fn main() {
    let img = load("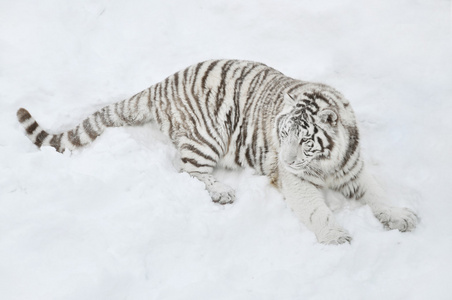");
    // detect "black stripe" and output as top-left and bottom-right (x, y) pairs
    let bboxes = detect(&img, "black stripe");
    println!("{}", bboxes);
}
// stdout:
(68, 126), (82, 147)
(34, 131), (49, 147)
(235, 131), (242, 165)
(100, 106), (114, 127)
(245, 68), (269, 104)
(275, 115), (285, 143)
(116, 100), (126, 124)
(147, 87), (152, 112)
(153, 83), (163, 125)
(26, 122), (38, 134)
(355, 189), (365, 200)
(181, 157), (214, 169)
(162, 77), (170, 101)
(182, 68), (202, 125)
(258, 147), (264, 174)
(93, 112), (104, 131)
(245, 148), (254, 167)
(201, 60), (220, 90)
(251, 129), (258, 166)
(83, 118), (99, 140)
(335, 161), (364, 191)
(348, 183), (364, 200)
(49, 133), (64, 152)
(215, 60), (236, 115)
(162, 77), (175, 136)
(309, 207), (319, 223)
(233, 63), (261, 106)
(342, 153), (361, 177)
(340, 125), (359, 169)
(202, 88), (225, 153)
(181, 143), (217, 163)
(287, 82), (308, 95)
(171, 73), (189, 124)
(324, 131), (334, 151)
(191, 127), (221, 157)
(314, 91), (336, 107)
(133, 91), (142, 116)
(317, 135), (324, 149)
